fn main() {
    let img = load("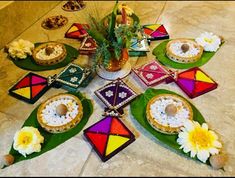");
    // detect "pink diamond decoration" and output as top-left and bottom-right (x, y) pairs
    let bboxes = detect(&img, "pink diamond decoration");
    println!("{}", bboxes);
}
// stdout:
(133, 61), (171, 86)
